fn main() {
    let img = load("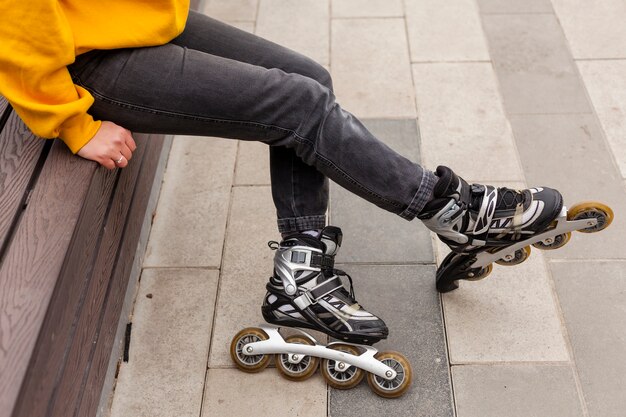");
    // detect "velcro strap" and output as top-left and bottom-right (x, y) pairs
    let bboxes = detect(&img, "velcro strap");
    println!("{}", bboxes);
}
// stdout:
(293, 276), (343, 310)
(310, 253), (335, 269)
